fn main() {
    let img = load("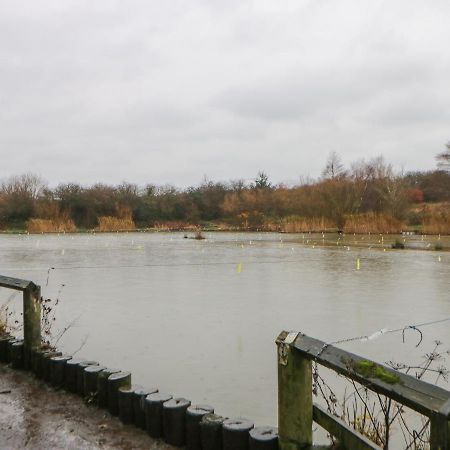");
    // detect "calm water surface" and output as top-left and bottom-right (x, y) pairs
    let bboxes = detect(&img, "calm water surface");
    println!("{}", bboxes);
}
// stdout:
(0, 232), (449, 426)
